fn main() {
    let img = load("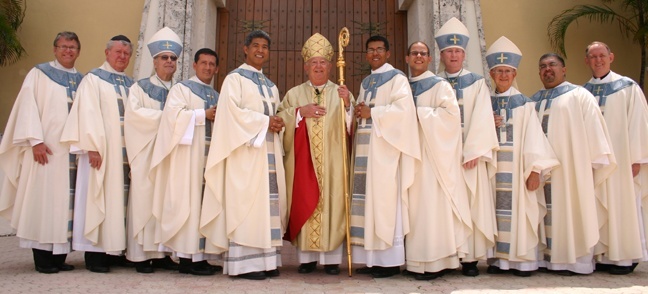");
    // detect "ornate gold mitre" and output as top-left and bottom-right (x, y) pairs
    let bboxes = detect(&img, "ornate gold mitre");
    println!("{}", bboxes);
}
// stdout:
(302, 33), (334, 62)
